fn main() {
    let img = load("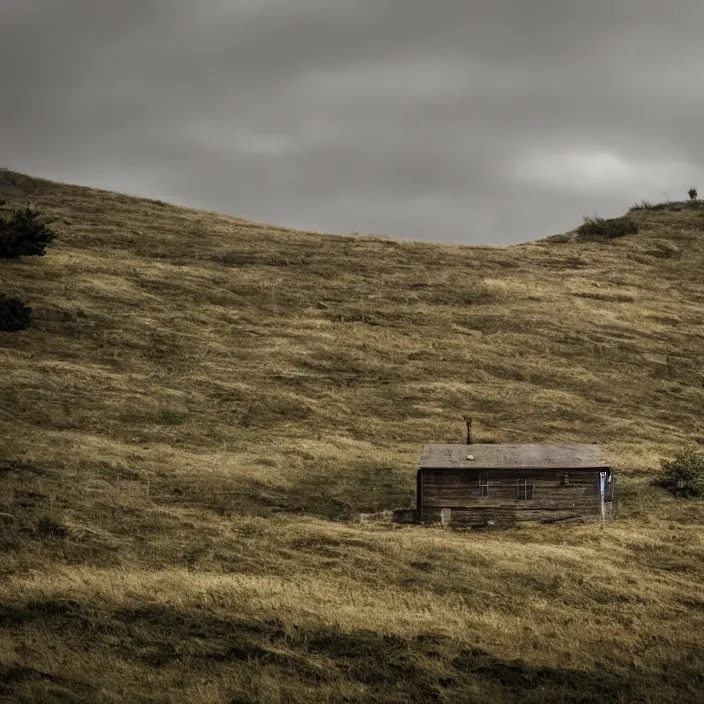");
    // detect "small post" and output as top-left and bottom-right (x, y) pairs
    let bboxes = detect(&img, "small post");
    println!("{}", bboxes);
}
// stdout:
(465, 418), (473, 445)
